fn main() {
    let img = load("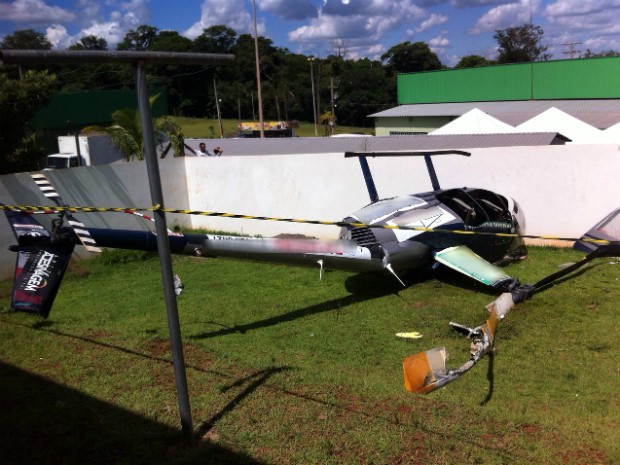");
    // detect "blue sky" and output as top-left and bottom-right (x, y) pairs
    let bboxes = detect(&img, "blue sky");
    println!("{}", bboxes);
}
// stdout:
(1, 0), (619, 66)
